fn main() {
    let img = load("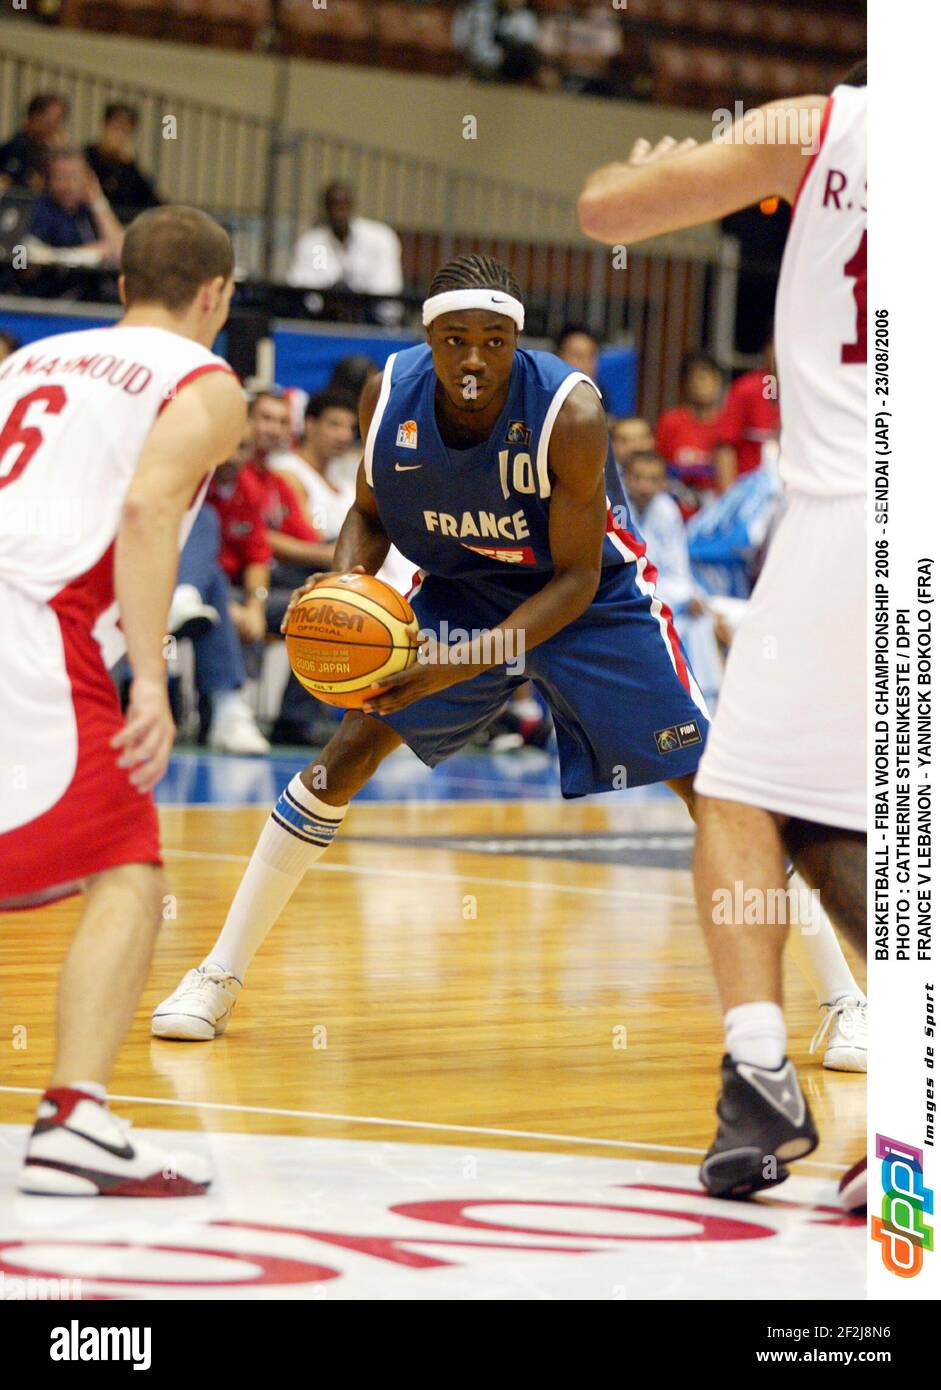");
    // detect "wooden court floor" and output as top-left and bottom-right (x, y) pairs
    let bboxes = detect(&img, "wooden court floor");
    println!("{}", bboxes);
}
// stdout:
(0, 797), (866, 1180)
